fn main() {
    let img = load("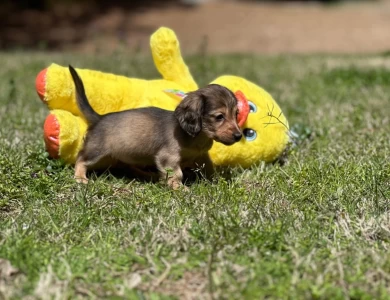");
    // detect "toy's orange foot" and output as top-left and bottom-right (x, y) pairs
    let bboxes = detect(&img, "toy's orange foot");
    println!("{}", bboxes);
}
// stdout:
(43, 113), (60, 159)
(36, 68), (47, 103)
